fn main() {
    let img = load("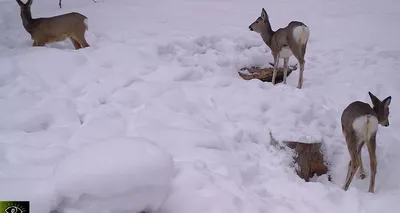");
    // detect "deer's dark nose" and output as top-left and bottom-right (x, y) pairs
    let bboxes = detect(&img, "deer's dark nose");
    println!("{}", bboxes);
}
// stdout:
(382, 120), (389, 126)
(249, 26), (253, 31)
